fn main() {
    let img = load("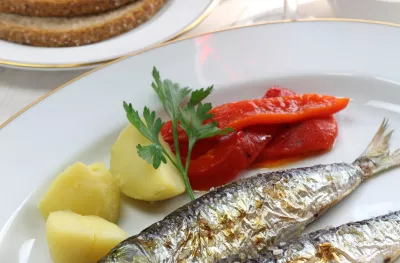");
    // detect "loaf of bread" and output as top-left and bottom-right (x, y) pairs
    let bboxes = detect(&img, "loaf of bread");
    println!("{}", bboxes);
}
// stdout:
(0, 0), (137, 17)
(0, 0), (167, 47)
